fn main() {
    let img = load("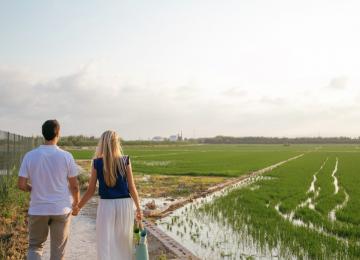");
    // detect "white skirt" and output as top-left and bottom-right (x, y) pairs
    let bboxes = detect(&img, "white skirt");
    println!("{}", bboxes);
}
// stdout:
(96, 198), (134, 260)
